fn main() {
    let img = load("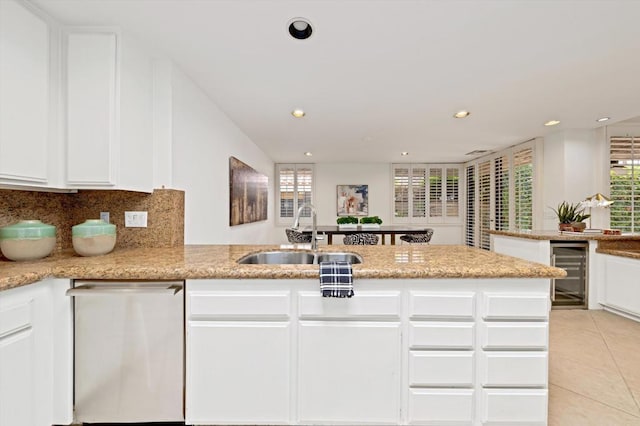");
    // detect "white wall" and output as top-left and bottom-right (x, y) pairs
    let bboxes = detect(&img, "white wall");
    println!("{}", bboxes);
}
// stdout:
(542, 129), (599, 229)
(169, 66), (277, 244)
(310, 163), (463, 245)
